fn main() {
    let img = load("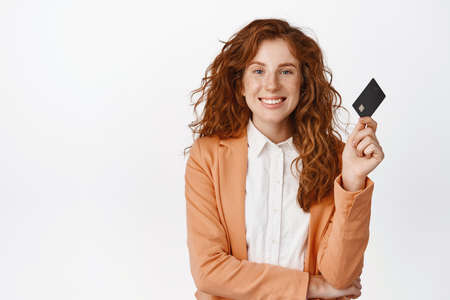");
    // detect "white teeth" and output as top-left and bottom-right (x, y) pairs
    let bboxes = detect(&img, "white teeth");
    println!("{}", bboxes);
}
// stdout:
(260, 98), (284, 104)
